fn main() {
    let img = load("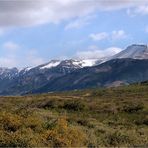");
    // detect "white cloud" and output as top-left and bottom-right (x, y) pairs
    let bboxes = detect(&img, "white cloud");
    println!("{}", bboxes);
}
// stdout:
(145, 26), (148, 33)
(136, 6), (148, 15)
(90, 30), (127, 41)
(0, 41), (20, 67)
(0, 0), (148, 28)
(0, 29), (5, 36)
(0, 41), (45, 67)
(0, 0), (97, 27)
(23, 49), (45, 67)
(76, 46), (122, 59)
(0, 50), (45, 68)
(127, 5), (148, 16)
(90, 32), (109, 41)
(65, 15), (95, 30)
(0, 57), (17, 68)
(3, 41), (20, 51)
(111, 30), (126, 40)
